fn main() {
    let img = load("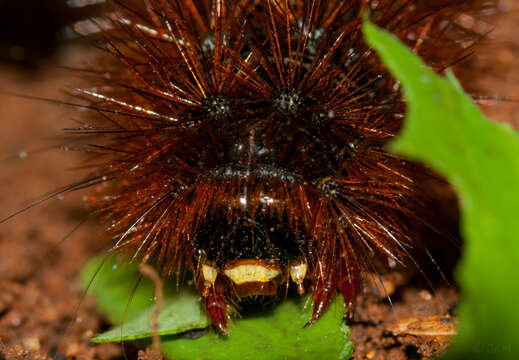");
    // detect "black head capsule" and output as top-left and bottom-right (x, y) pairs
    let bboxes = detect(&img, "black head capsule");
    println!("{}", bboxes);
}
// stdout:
(193, 199), (310, 299)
